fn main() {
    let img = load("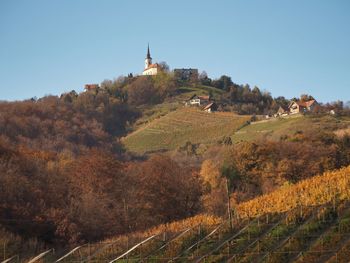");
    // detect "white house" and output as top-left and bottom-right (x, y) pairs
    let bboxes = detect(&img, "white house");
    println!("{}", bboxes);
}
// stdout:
(187, 94), (210, 106)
